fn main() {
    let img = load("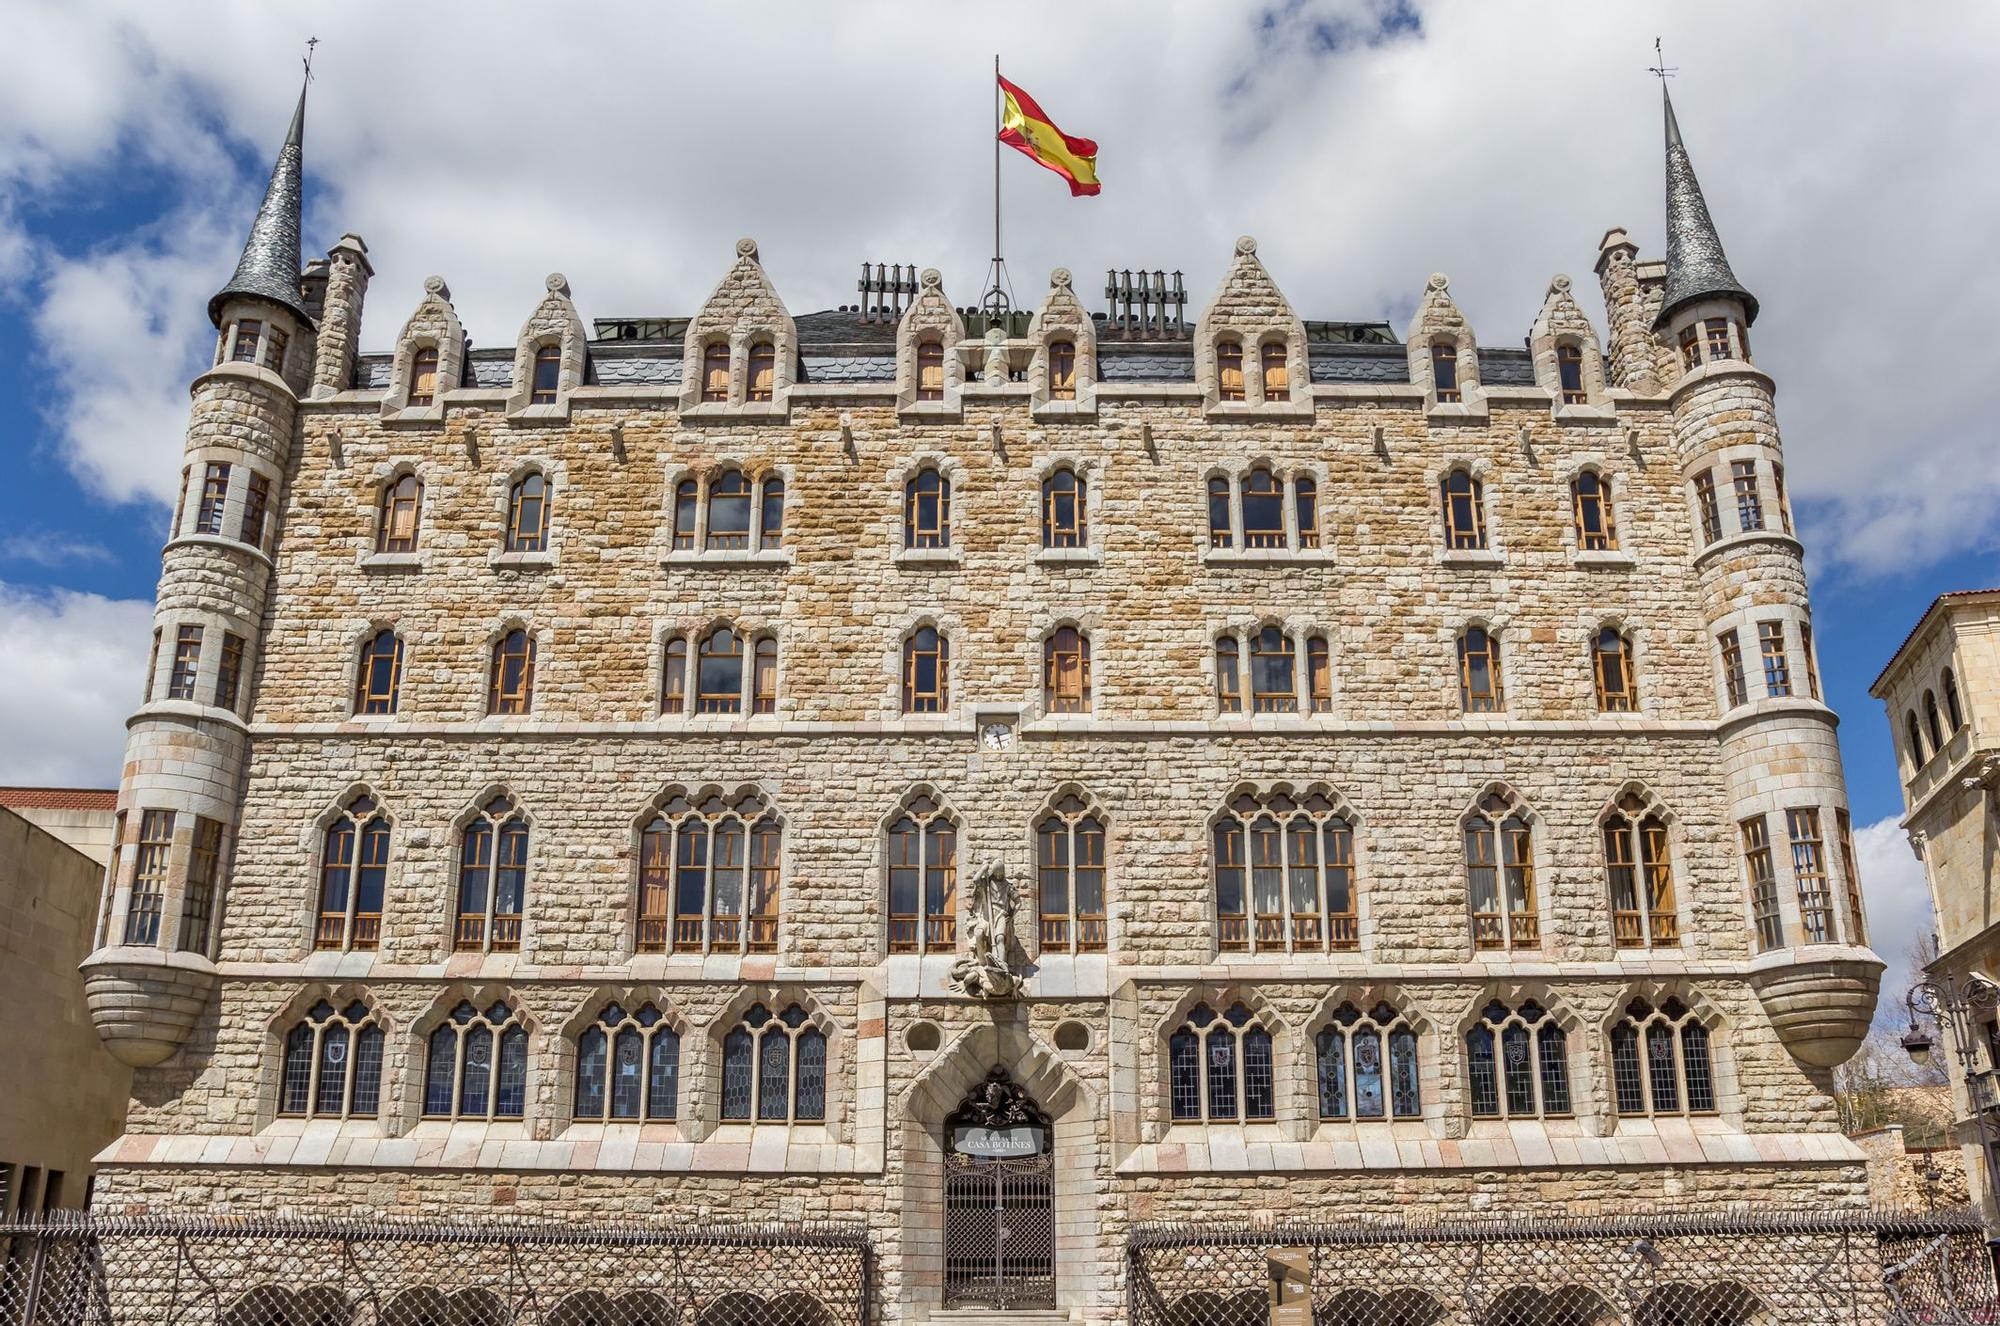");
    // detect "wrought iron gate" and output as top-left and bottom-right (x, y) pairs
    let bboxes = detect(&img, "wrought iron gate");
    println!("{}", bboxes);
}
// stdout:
(943, 1065), (1056, 1310)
